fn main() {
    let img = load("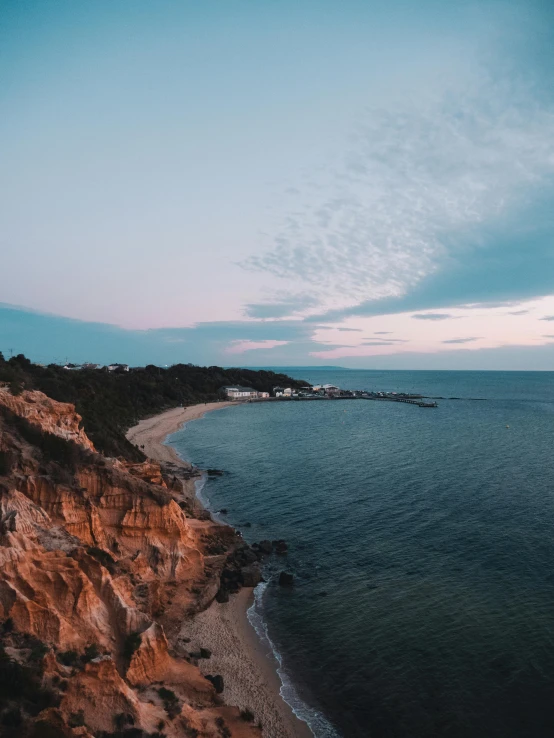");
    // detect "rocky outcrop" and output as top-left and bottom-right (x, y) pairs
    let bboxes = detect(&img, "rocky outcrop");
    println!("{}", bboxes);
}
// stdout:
(0, 389), (261, 737)
(0, 388), (94, 451)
